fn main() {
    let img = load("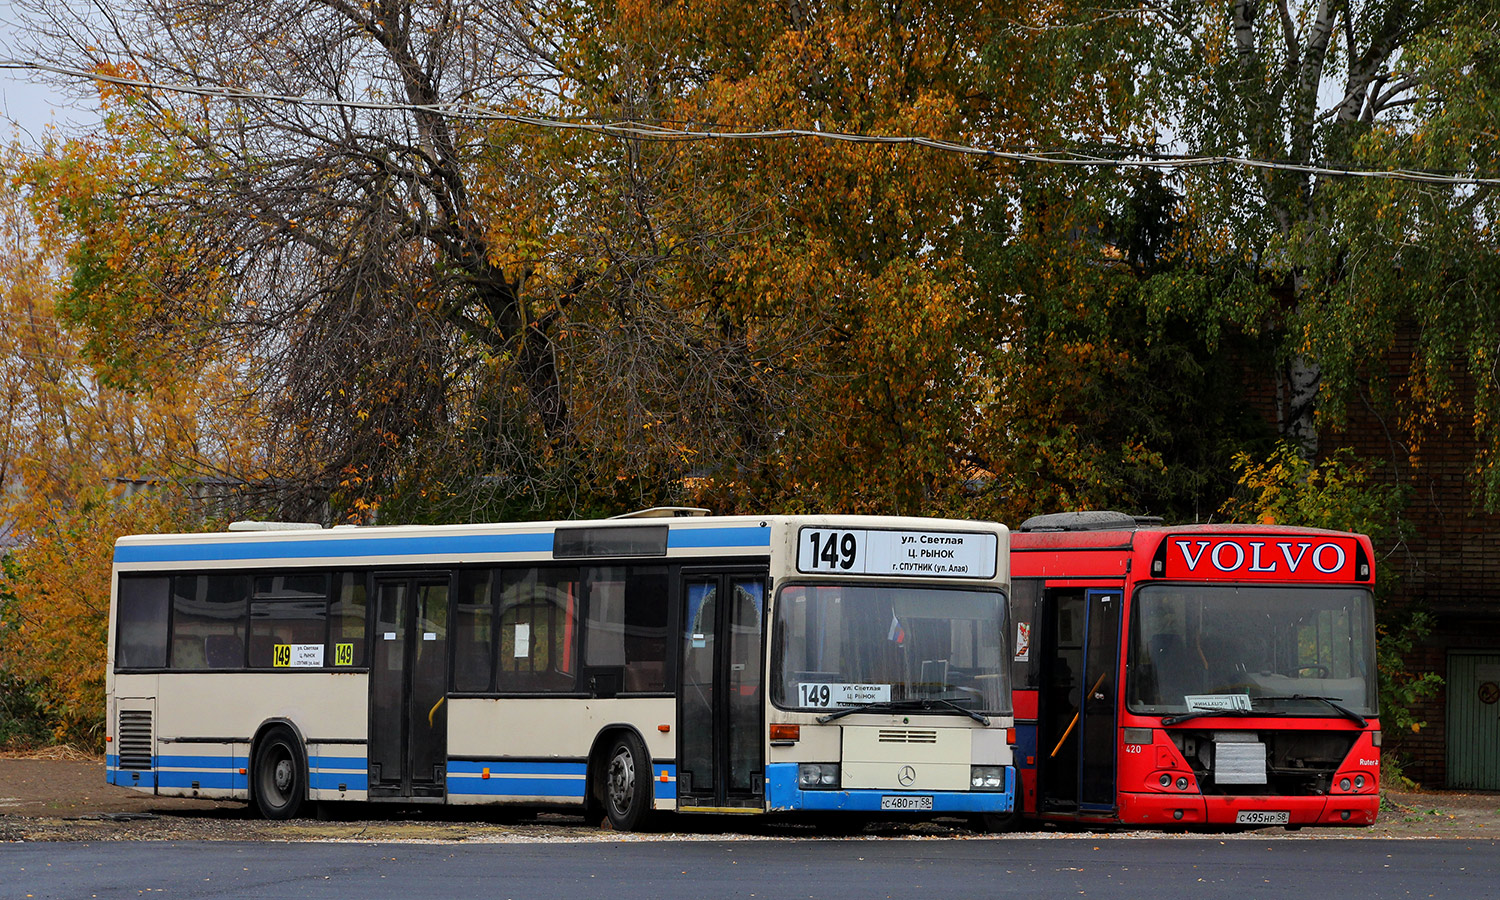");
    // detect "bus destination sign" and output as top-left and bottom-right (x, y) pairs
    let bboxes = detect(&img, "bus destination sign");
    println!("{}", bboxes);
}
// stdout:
(1162, 535), (1360, 582)
(797, 527), (997, 579)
